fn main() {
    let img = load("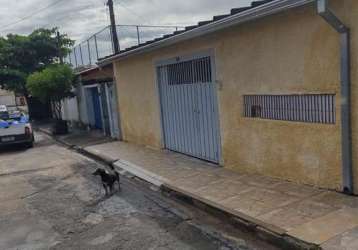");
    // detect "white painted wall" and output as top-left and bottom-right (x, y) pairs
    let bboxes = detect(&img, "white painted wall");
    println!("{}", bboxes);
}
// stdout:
(61, 97), (79, 122)
(0, 94), (16, 106)
(77, 84), (90, 125)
